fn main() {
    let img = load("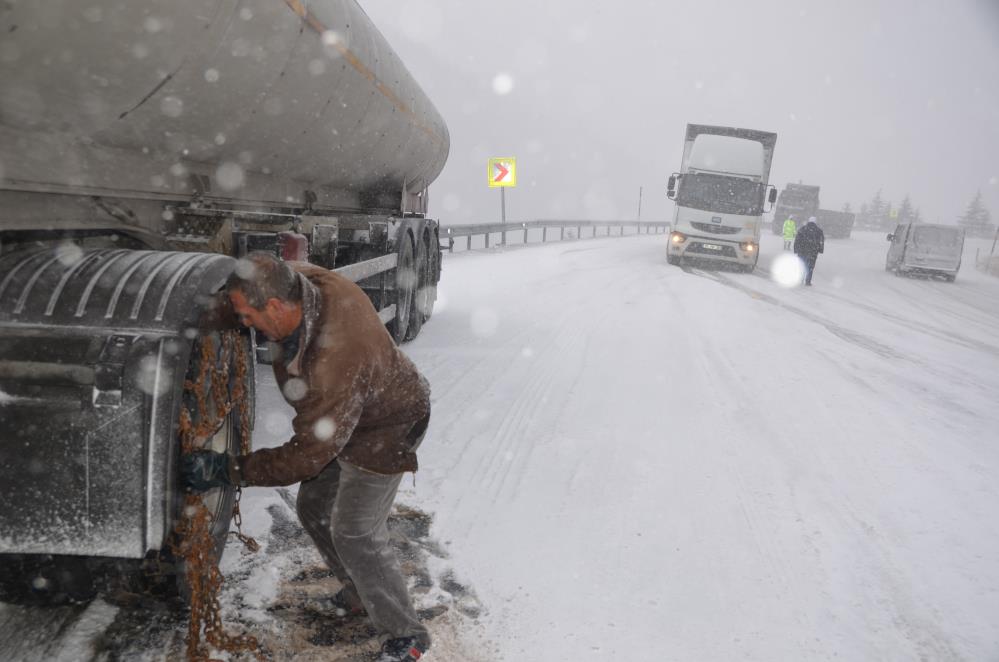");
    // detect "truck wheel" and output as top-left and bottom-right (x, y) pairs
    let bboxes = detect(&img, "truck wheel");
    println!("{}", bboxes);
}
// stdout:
(405, 233), (437, 341)
(389, 237), (416, 344)
(144, 331), (250, 600)
(667, 253), (680, 266)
